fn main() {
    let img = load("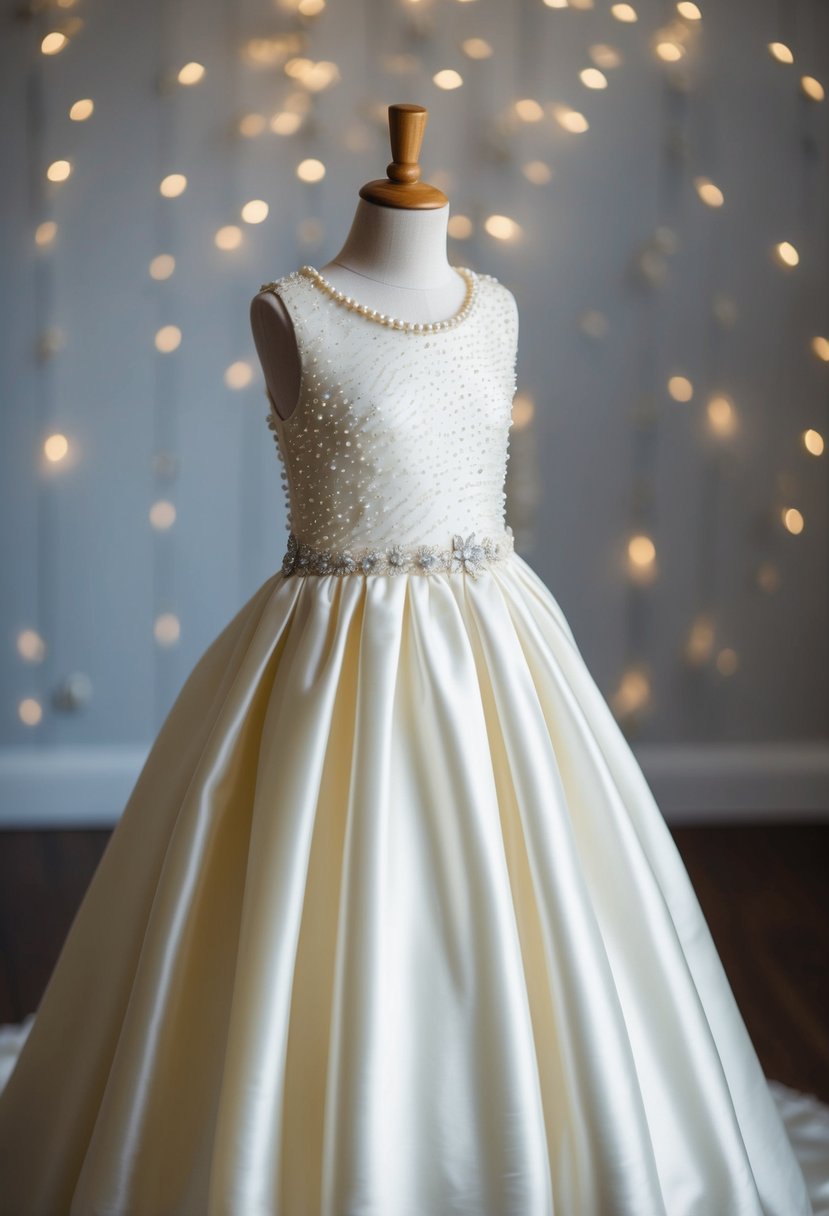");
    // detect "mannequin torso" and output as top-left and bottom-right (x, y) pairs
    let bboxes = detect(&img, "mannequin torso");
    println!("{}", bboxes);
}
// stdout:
(250, 198), (467, 422)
